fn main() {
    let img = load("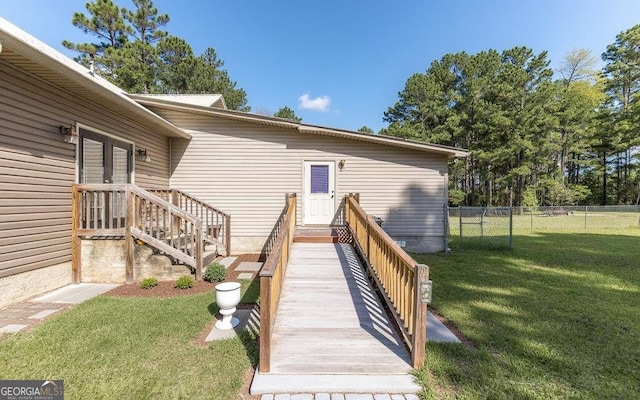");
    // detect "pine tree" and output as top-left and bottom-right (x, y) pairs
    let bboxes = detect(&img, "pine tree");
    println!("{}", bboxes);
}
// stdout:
(64, 0), (249, 109)
(273, 106), (302, 122)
